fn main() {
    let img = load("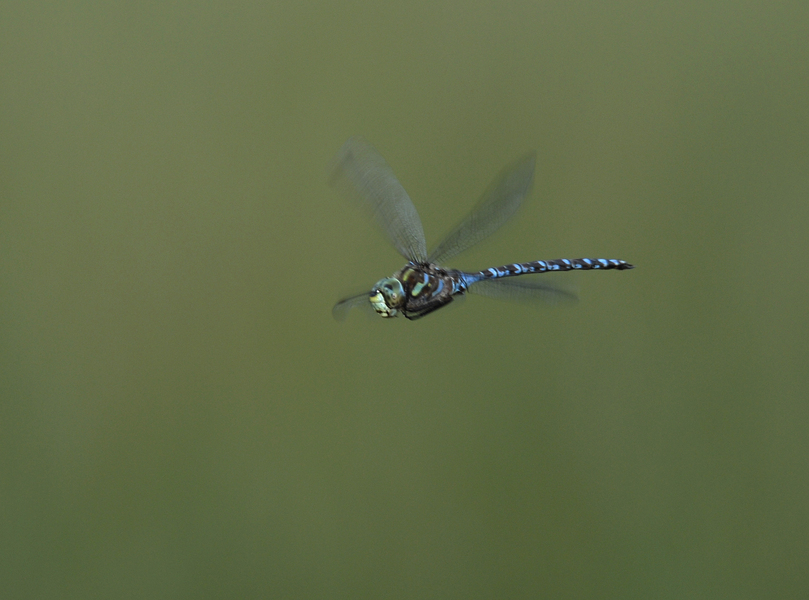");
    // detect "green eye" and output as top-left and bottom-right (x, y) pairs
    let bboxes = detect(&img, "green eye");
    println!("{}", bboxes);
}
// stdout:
(369, 277), (405, 317)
